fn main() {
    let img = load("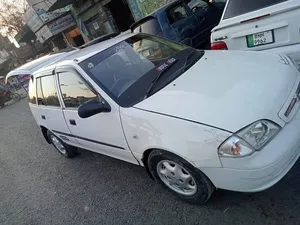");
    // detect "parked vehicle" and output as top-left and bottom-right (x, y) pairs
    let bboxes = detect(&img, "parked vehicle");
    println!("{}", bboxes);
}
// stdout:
(131, 0), (226, 49)
(79, 32), (120, 49)
(0, 85), (21, 107)
(28, 33), (300, 204)
(211, 0), (300, 65)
